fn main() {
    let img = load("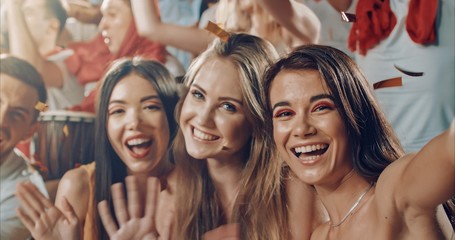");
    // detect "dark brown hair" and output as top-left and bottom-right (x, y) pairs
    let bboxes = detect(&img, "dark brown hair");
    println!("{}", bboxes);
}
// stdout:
(94, 57), (179, 240)
(264, 44), (404, 182)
